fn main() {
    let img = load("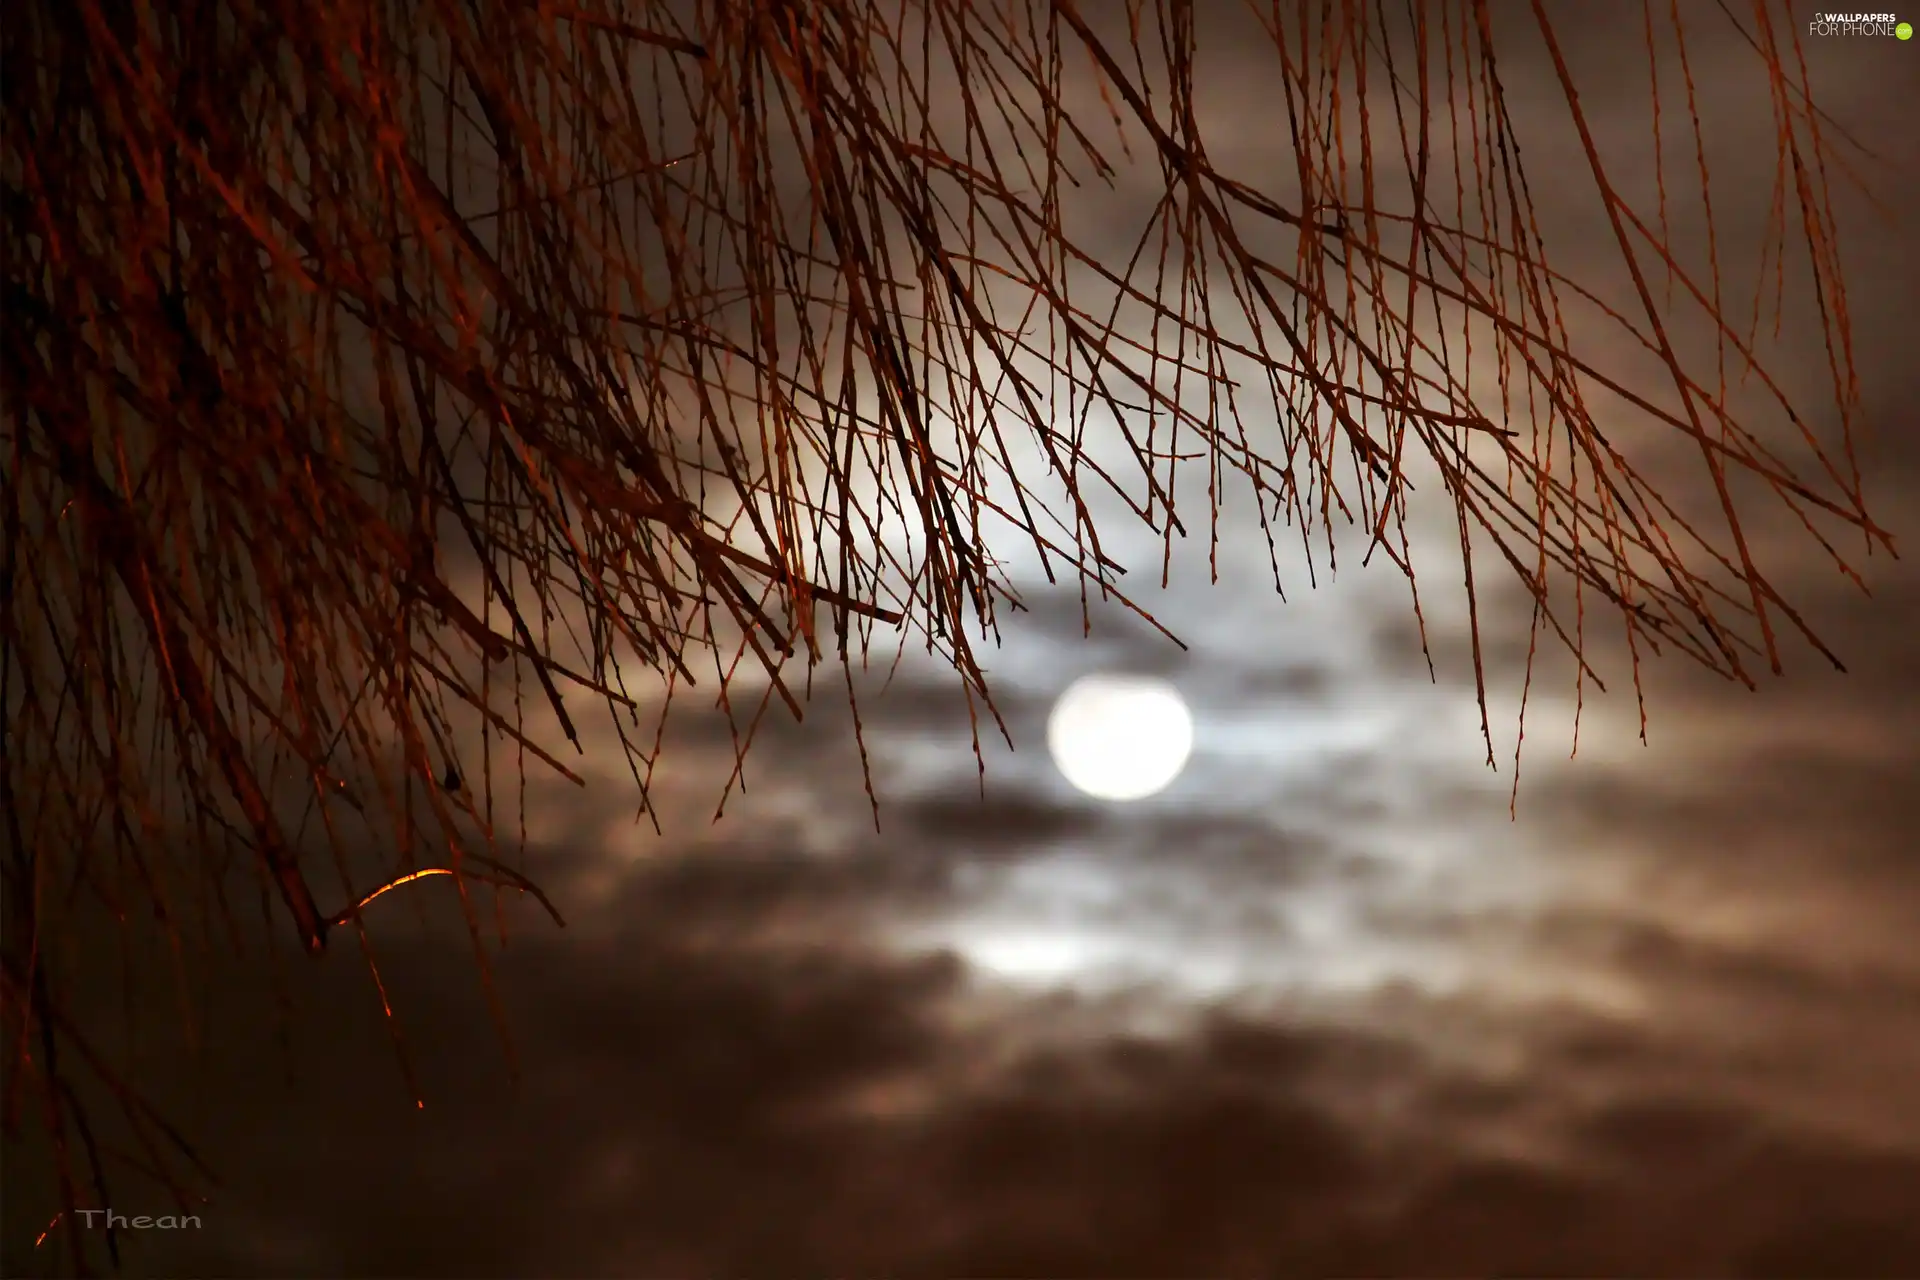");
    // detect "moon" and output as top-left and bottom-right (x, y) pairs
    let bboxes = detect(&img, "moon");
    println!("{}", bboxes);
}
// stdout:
(1047, 674), (1195, 802)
